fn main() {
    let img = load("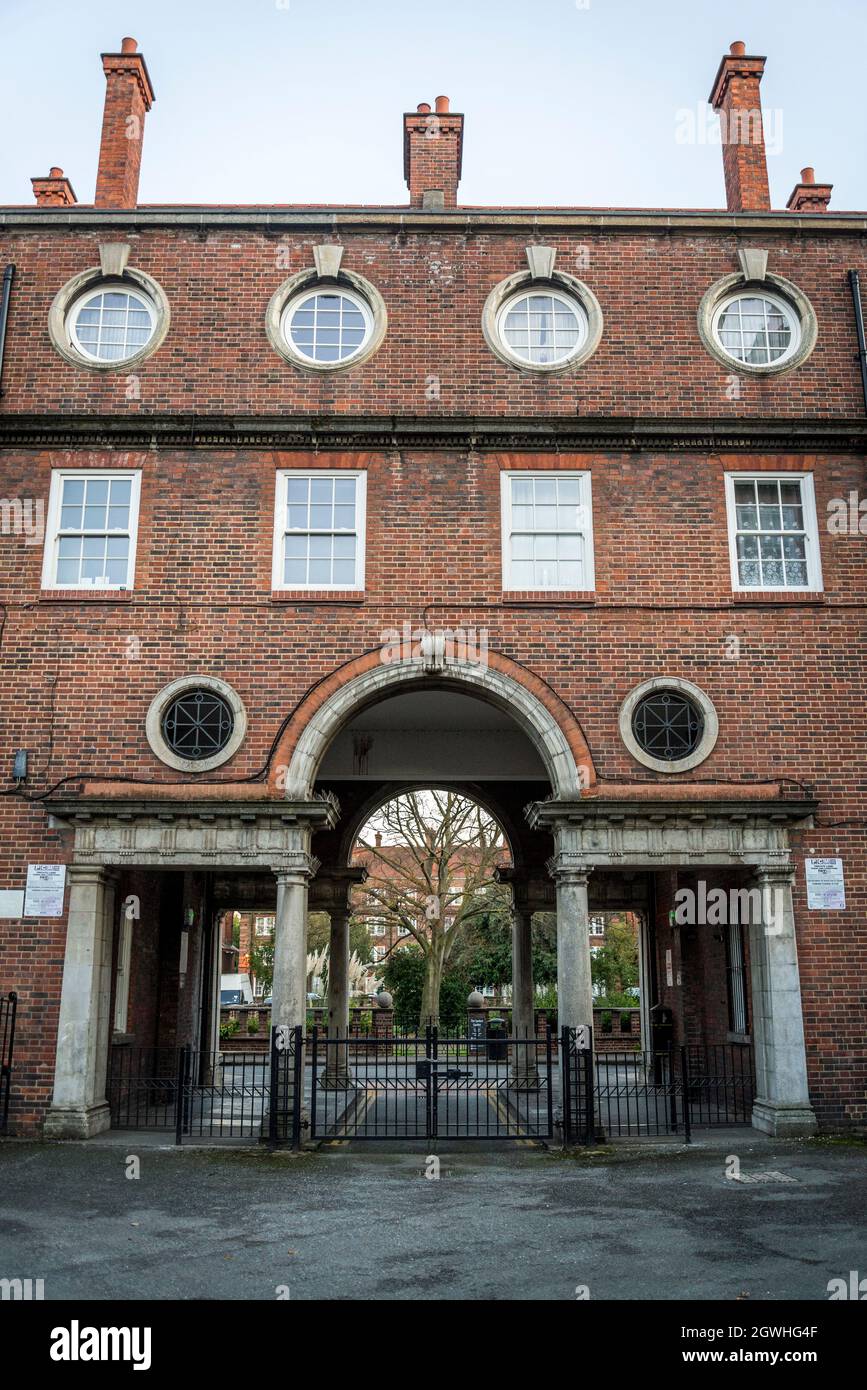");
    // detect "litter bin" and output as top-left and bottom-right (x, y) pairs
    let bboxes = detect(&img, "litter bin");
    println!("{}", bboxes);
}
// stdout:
(487, 1016), (508, 1062)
